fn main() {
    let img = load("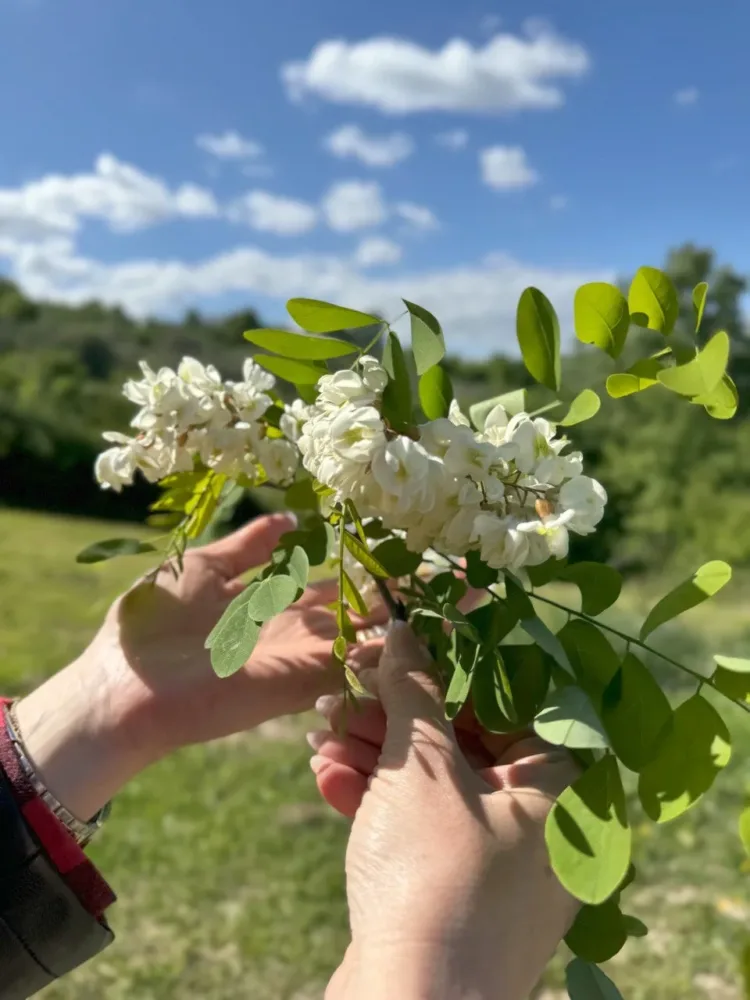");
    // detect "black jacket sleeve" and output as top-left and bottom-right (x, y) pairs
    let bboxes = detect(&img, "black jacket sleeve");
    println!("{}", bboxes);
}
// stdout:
(0, 768), (113, 999)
